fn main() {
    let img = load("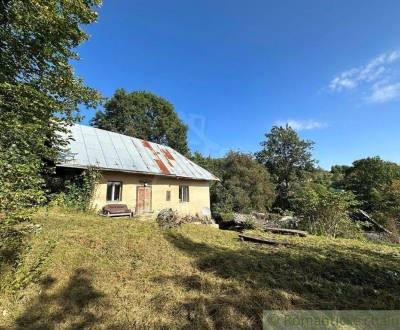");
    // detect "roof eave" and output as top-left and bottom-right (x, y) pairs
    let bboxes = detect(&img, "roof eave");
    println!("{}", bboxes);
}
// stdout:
(56, 164), (218, 182)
